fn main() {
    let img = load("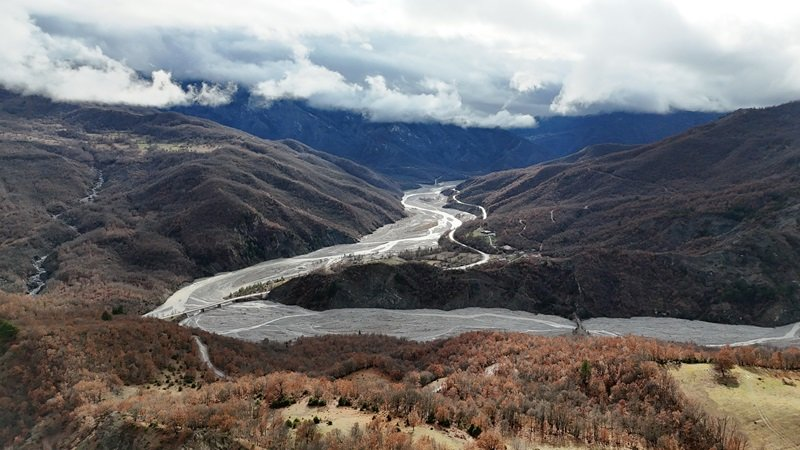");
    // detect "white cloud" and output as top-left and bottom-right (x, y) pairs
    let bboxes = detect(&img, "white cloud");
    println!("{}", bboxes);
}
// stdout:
(256, 49), (363, 103)
(359, 76), (536, 127)
(0, 6), (235, 107)
(510, 72), (548, 93)
(253, 55), (535, 127)
(189, 82), (239, 107)
(3, 0), (800, 123)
